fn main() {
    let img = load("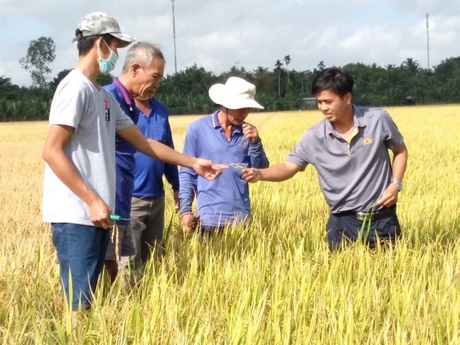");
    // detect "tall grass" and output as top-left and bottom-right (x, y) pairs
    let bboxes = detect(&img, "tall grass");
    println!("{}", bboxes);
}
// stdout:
(0, 106), (459, 344)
